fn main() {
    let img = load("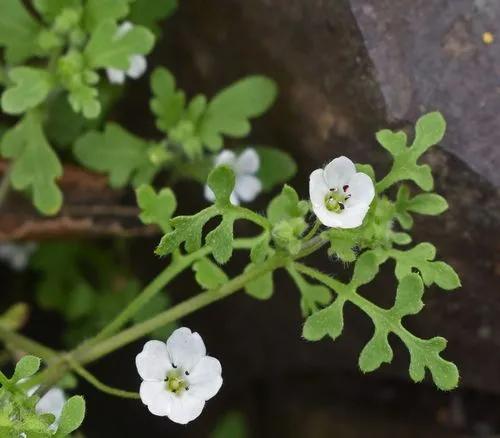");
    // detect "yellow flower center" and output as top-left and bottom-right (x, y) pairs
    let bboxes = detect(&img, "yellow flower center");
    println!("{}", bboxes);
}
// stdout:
(165, 369), (189, 395)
